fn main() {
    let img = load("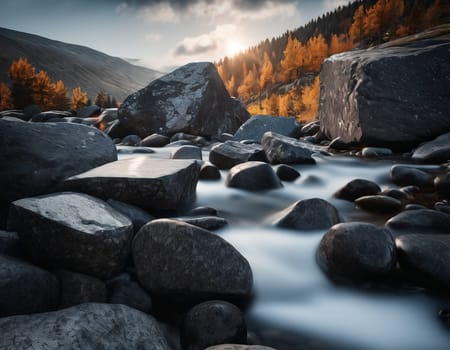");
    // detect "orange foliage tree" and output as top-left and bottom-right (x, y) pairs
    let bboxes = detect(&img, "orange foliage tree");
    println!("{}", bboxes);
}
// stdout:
(0, 83), (13, 111)
(9, 58), (36, 108)
(280, 33), (304, 82)
(259, 51), (274, 98)
(305, 34), (328, 72)
(71, 87), (89, 110)
(349, 4), (365, 44)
